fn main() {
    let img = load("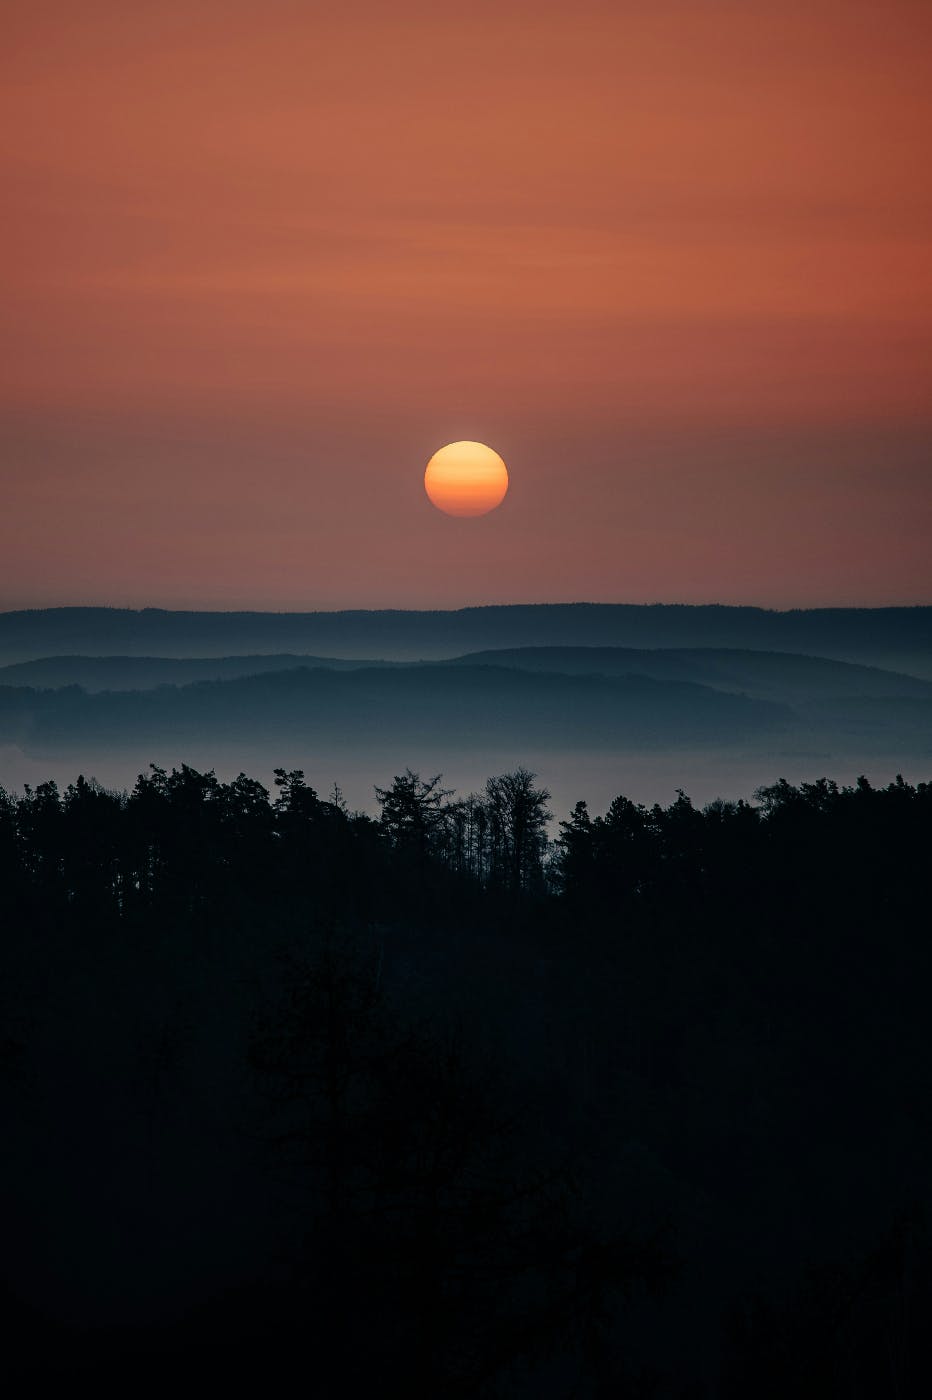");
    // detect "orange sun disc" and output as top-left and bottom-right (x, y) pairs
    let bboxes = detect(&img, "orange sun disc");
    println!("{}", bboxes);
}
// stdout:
(424, 441), (509, 517)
